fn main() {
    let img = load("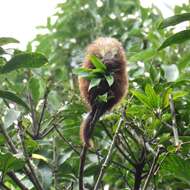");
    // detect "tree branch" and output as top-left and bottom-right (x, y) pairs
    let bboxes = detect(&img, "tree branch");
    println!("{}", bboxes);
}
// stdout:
(7, 172), (29, 190)
(103, 125), (135, 166)
(79, 109), (101, 190)
(169, 94), (180, 147)
(55, 125), (80, 155)
(142, 147), (163, 190)
(93, 117), (124, 190)
(38, 87), (50, 133)
(133, 148), (146, 190)
(28, 94), (39, 137)
(18, 122), (44, 190)
(0, 123), (41, 189)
